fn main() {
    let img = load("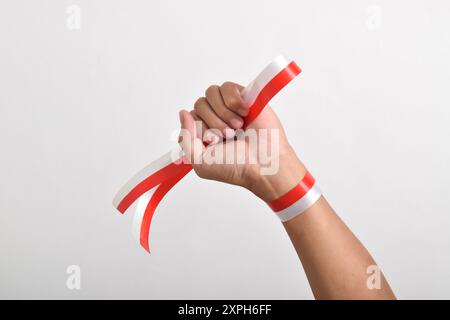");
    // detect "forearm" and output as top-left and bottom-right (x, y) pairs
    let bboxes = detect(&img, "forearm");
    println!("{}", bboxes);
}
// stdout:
(283, 196), (396, 299)
(179, 81), (395, 299)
